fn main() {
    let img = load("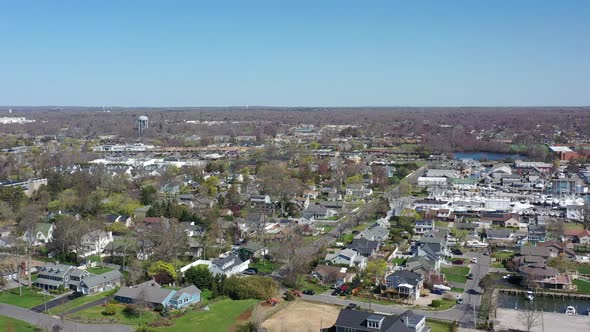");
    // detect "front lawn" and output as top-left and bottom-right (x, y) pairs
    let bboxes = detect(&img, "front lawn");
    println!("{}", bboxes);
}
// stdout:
(391, 257), (407, 266)
(341, 234), (354, 244)
(564, 223), (584, 231)
(426, 298), (456, 311)
(0, 287), (54, 308)
(577, 264), (590, 275)
(48, 288), (118, 316)
(573, 279), (590, 294)
(0, 316), (40, 332)
(491, 261), (504, 268)
(441, 266), (469, 284)
(86, 266), (115, 275)
(427, 319), (454, 332)
(157, 299), (258, 332)
(492, 251), (515, 260)
(68, 302), (158, 326)
(297, 277), (330, 294)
